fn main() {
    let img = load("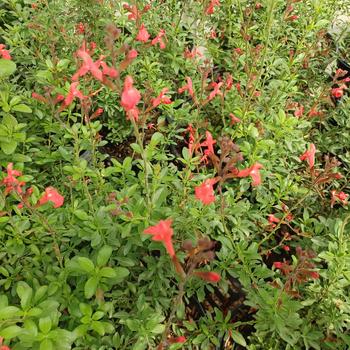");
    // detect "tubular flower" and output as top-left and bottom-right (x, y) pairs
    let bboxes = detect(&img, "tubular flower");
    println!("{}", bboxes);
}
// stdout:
(152, 88), (172, 107)
(206, 0), (220, 15)
(330, 190), (348, 208)
(178, 77), (195, 100)
(72, 47), (103, 81)
(299, 143), (316, 169)
(235, 162), (263, 186)
(136, 23), (150, 42)
(195, 178), (217, 205)
(151, 29), (166, 49)
(1, 163), (25, 195)
(64, 82), (85, 106)
(121, 76), (141, 121)
(229, 113), (241, 125)
(207, 81), (223, 101)
(169, 336), (186, 344)
(37, 187), (64, 208)
(201, 131), (216, 156)
(99, 61), (118, 79)
(193, 271), (221, 283)
(0, 44), (11, 60)
(144, 219), (175, 257)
